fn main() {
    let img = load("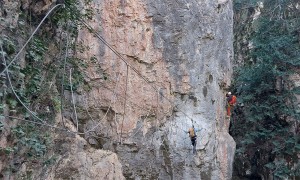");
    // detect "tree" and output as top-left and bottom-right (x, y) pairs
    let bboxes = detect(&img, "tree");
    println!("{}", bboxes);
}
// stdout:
(232, 0), (300, 179)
